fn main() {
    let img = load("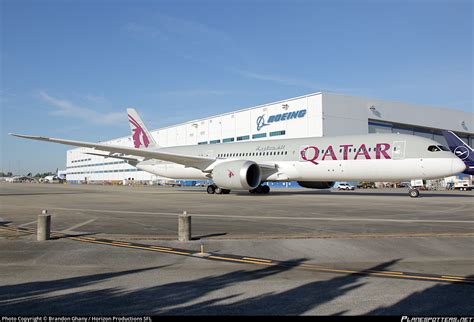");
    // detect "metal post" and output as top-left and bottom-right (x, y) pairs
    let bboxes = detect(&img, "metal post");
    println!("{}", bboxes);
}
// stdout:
(37, 210), (51, 241)
(178, 211), (191, 242)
